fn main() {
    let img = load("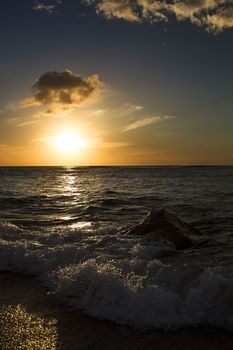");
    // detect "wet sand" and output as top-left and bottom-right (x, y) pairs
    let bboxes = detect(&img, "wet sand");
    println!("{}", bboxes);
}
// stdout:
(0, 272), (233, 350)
